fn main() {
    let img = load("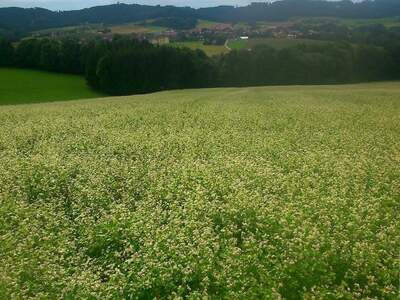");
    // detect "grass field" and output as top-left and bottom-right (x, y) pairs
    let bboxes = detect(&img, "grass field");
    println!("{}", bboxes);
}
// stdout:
(228, 37), (329, 50)
(228, 38), (248, 50)
(31, 22), (168, 37)
(0, 68), (103, 105)
(0, 82), (399, 299)
(326, 17), (400, 28)
(32, 25), (88, 35)
(196, 19), (225, 29)
(233, 22), (252, 30)
(30, 24), (104, 38)
(169, 41), (229, 56)
(109, 23), (167, 34)
(255, 17), (400, 29)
